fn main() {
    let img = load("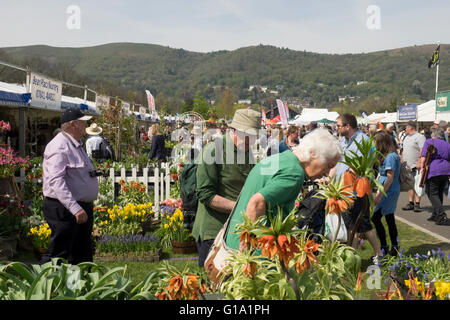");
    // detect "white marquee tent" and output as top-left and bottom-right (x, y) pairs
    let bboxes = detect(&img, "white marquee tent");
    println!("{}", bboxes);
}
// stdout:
(358, 100), (450, 124)
(289, 108), (339, 125)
